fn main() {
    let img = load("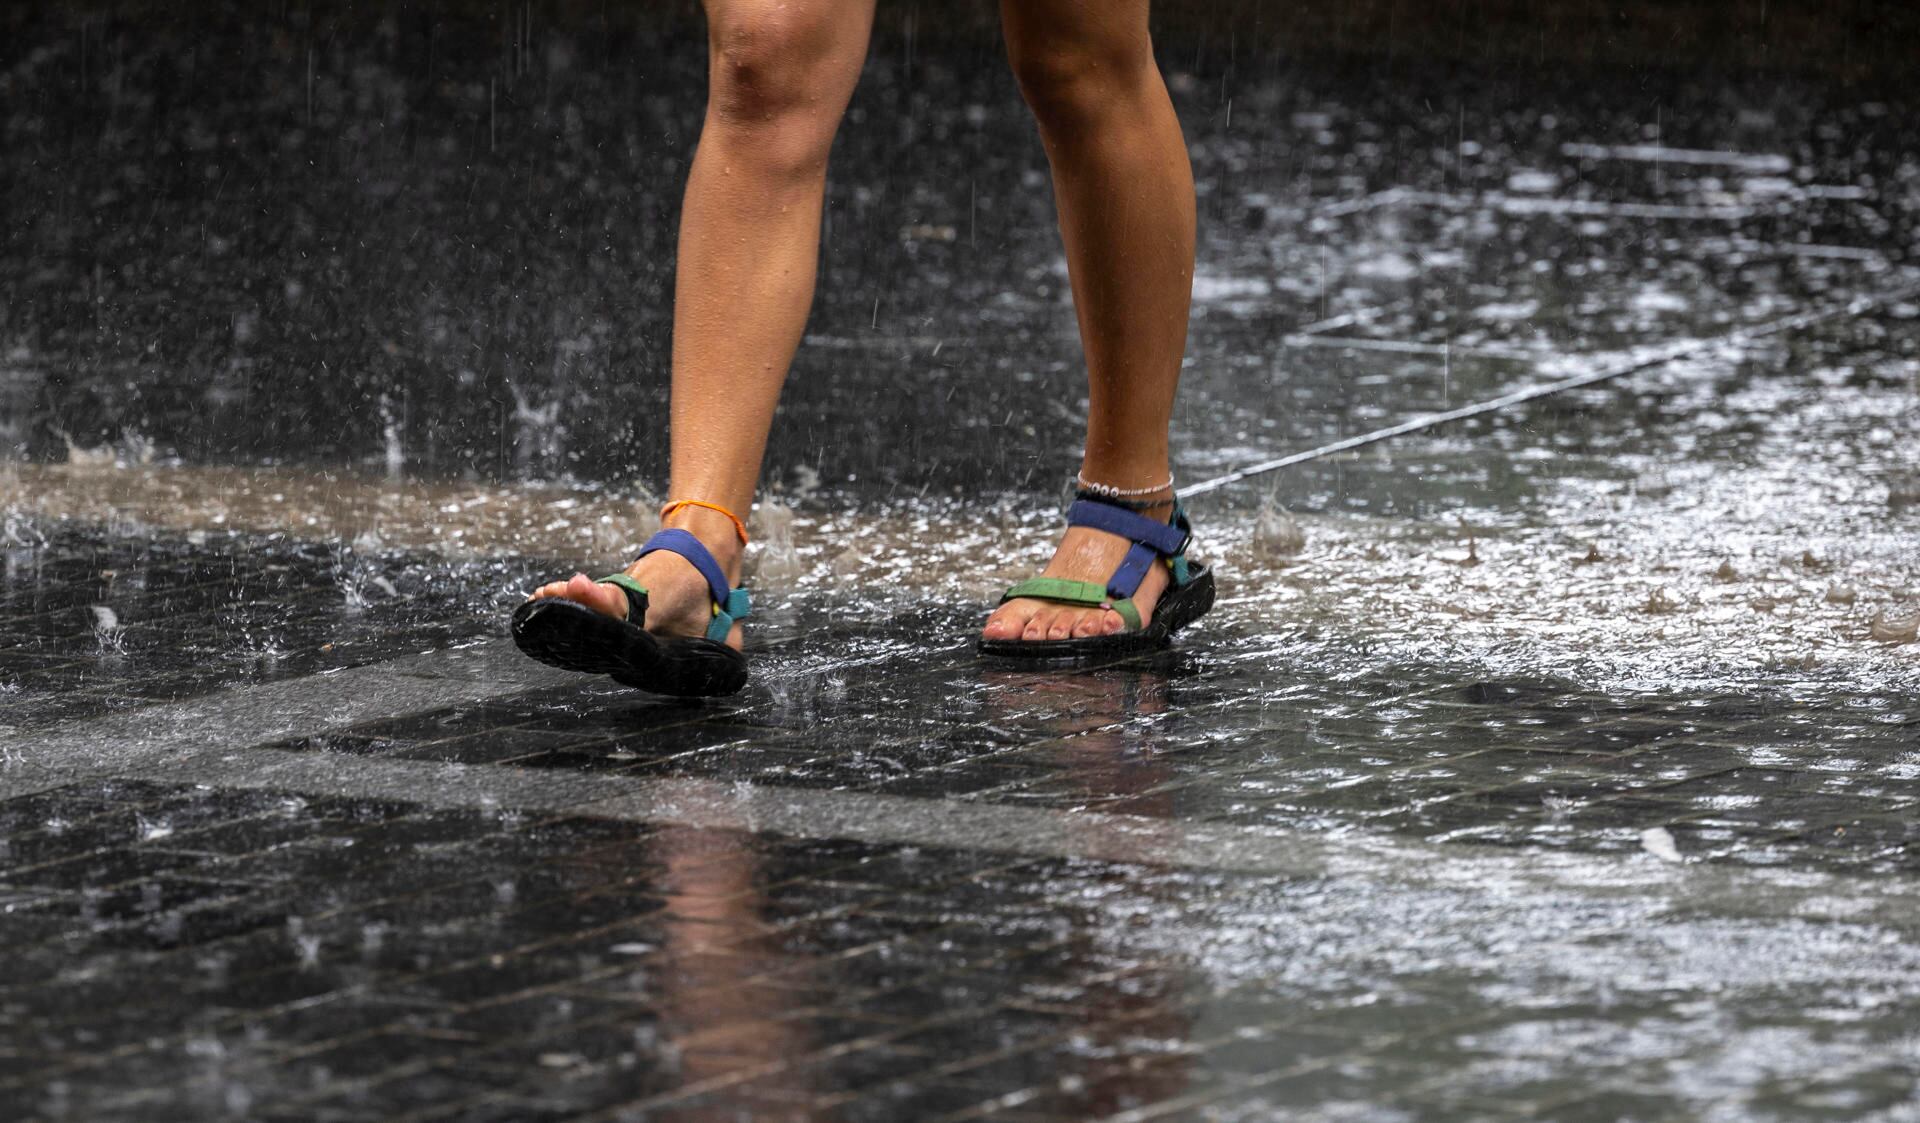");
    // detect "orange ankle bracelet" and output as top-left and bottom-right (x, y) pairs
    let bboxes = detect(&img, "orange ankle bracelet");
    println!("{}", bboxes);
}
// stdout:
(660, 499), (750, 546)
